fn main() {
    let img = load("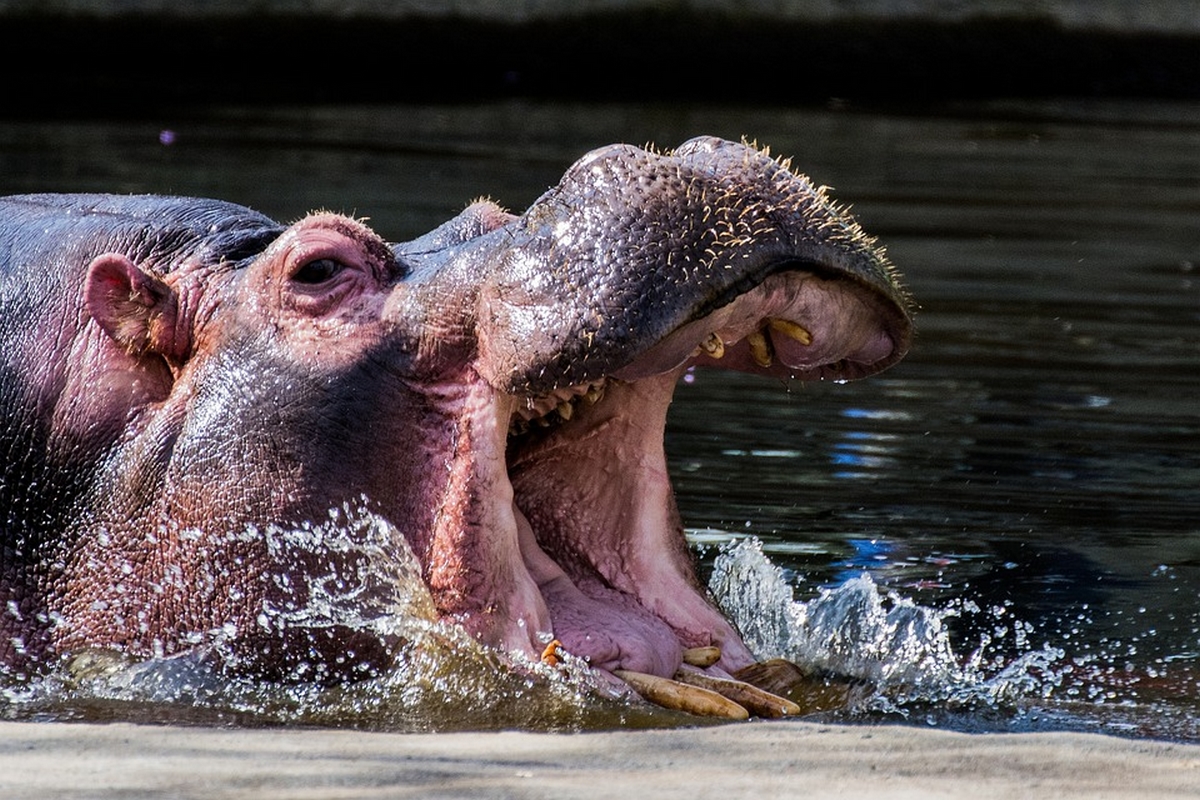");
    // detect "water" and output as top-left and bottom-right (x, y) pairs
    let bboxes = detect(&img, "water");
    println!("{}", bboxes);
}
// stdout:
(1, 99), (1197, 739)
